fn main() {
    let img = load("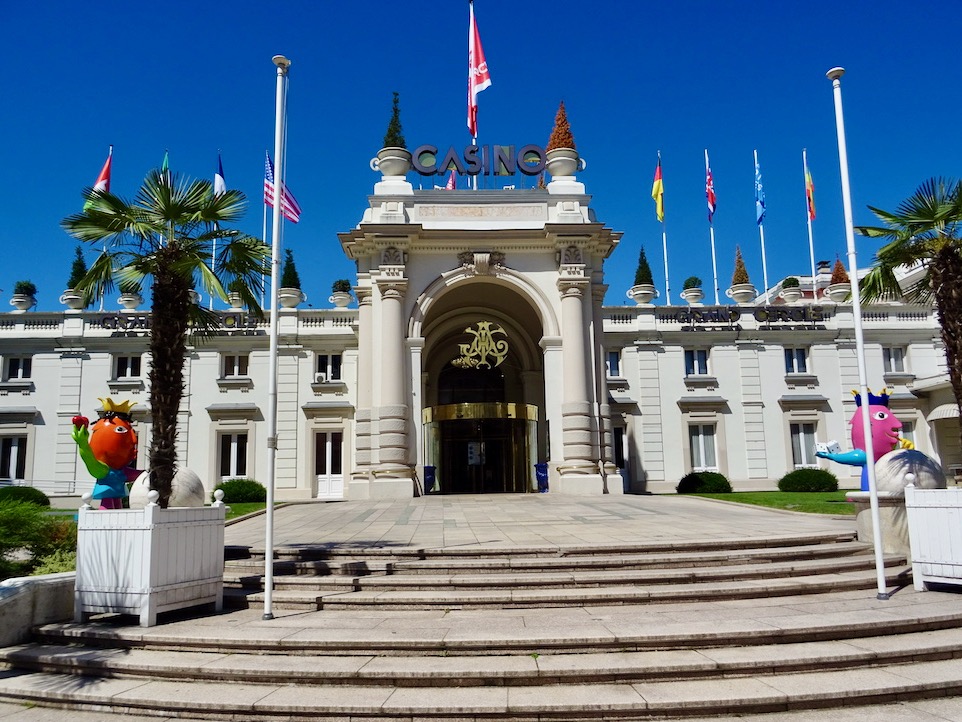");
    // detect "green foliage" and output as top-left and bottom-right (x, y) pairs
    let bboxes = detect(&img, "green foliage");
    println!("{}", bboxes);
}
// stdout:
(332, 279), (352, 293)
(634, 247), (654, 286)
(383, 91), (406, 149)
(67, 246), (88, 289)
(684, 491), (855, 515)
(13, 280), (36, 296)
(0, 501), (47, 579)
(0, 486), (50, 506)
(118, 279), (142, 295)
(682, 276), (702, 290)
(830, 258), (850, 284)
(214, 478), (267, 503)
(677, 471), (732, 494)
(782, 276), (800, 288)
(731, 246), (750, 285)
(546, 100), (576, 151)
(31, 549), (76, 575)
(778, 468), (839, 492)
(281, 249), (301, 289)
